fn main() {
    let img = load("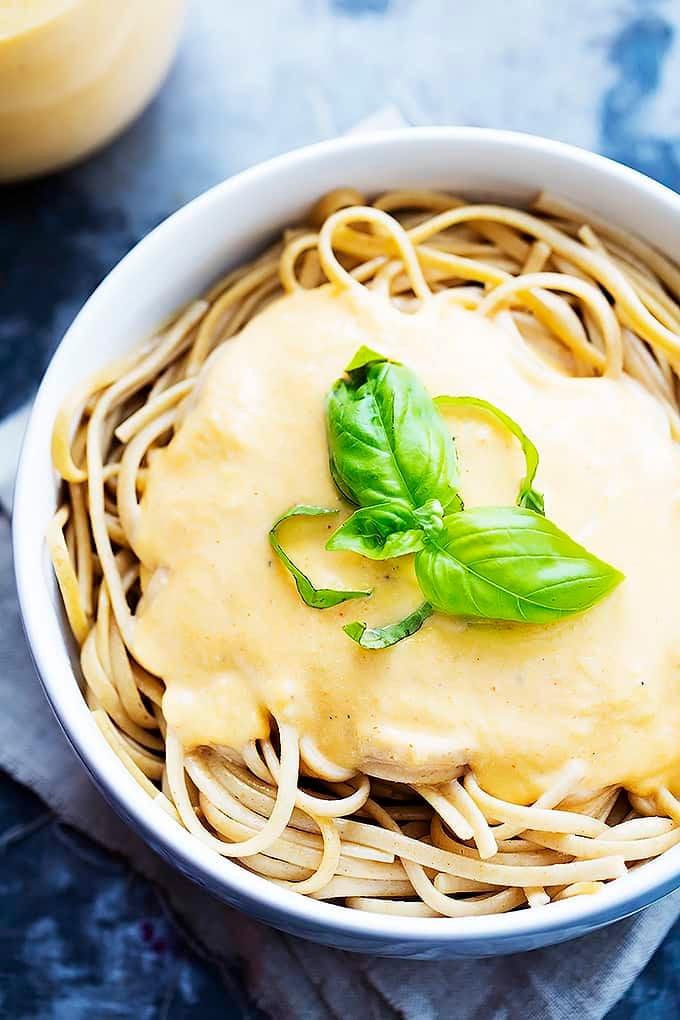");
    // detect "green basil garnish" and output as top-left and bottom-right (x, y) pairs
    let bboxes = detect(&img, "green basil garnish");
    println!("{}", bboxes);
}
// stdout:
(326, 498), (444, 560)
(326, 501), (427, 560)
(411, 499), (446, 535)
(326, 356), (463, 513)
(415, 506), (624, 623)
(268, 347), (624, 646)
(269, 506), (371, 608)
(344, 602), (435, 649)
(344, 344), (395, 376)
(435, 395), (545, 514)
